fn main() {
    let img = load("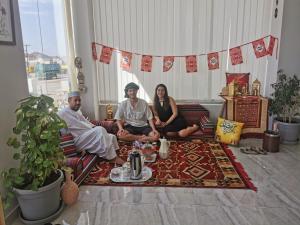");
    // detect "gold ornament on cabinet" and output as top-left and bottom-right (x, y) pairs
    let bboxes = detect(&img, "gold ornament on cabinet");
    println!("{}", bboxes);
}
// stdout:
(228, 80), (238, 96)
(251, 79), (261, 96)
(106, 104), (114, 120)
